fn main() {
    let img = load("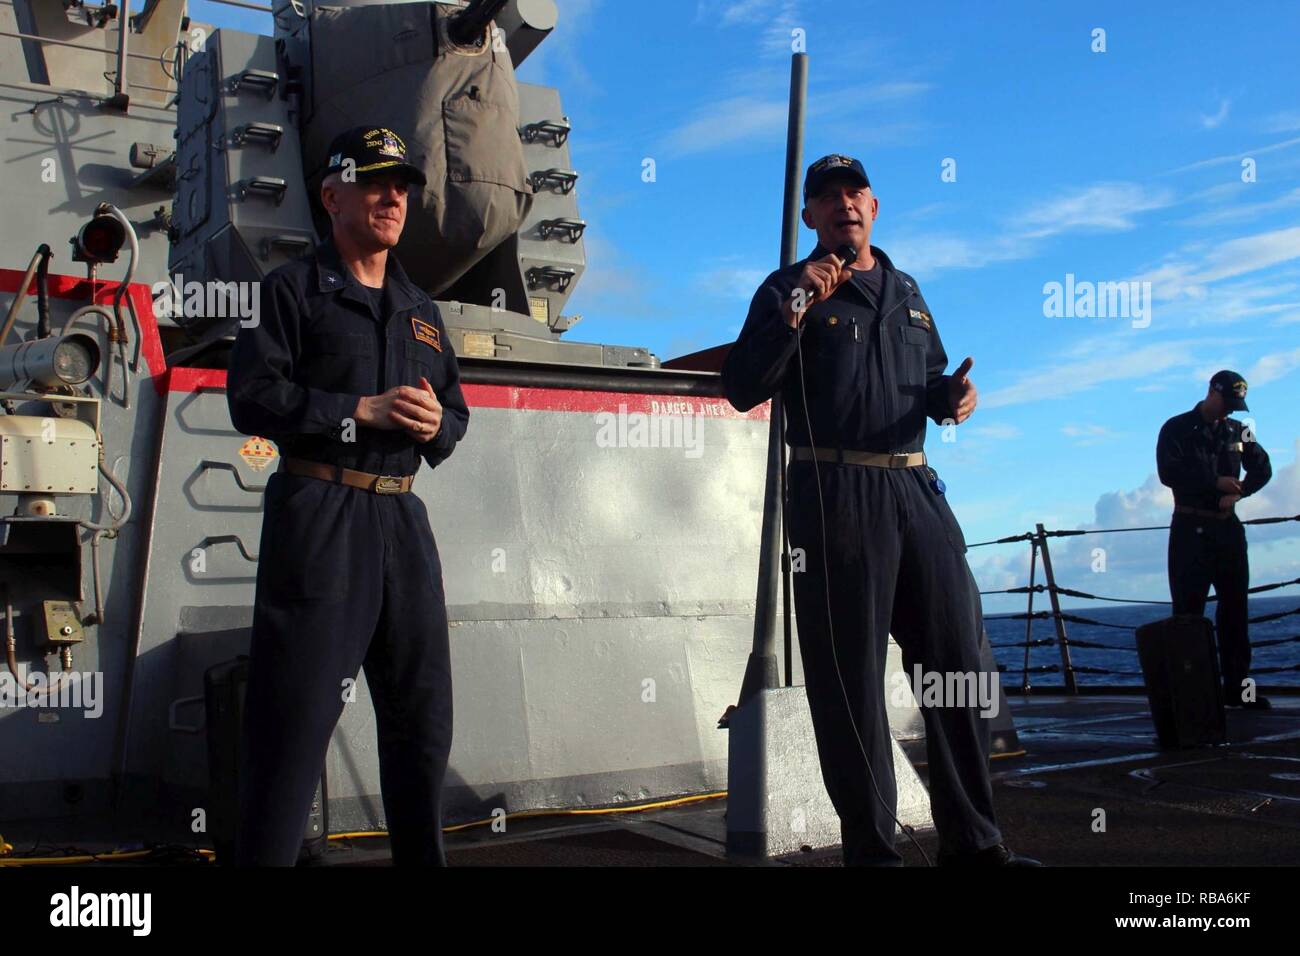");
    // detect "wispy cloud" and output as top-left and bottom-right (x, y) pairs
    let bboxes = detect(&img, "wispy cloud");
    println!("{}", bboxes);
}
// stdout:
(657, 95), (791, 157)
(697, 0), (804, 57)
(1246, 347), (1300, 386)
(965, 422), (1023, 441)
(655, 80), (930, 158)
(1013, 183), (1176, 240)
(694, 259), (769, 299)
(1200, 96), (1231, 130)
(515, 0), (602, 95)
(1262, 111), (1300, 134)
(1176, 186), (1300, 226)
(885, 182), (1173, 276)
(1062, 423), (1122, 445)
(1163, 135), (1300, 175)
(981, 337), (1202, 409)
(1138, 226), (1300, 302)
